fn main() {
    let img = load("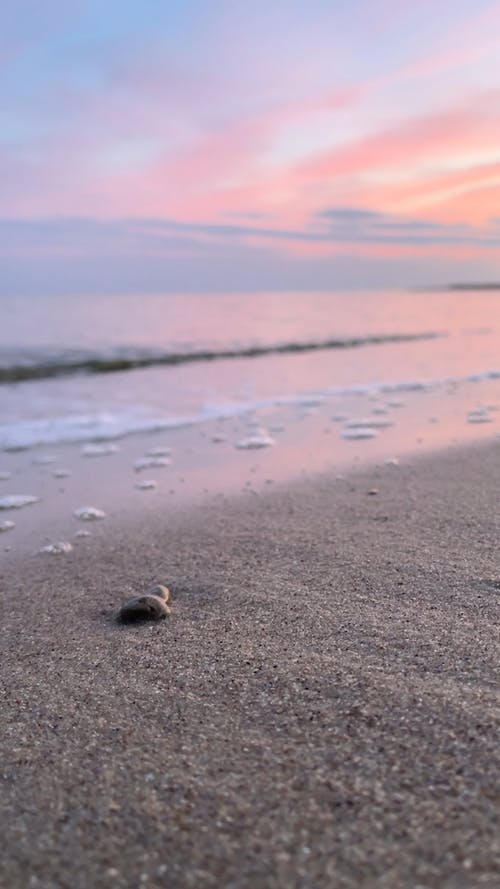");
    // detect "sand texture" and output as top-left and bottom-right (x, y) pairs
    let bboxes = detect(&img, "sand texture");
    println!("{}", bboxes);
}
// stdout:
(1, 443), (499, 888)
